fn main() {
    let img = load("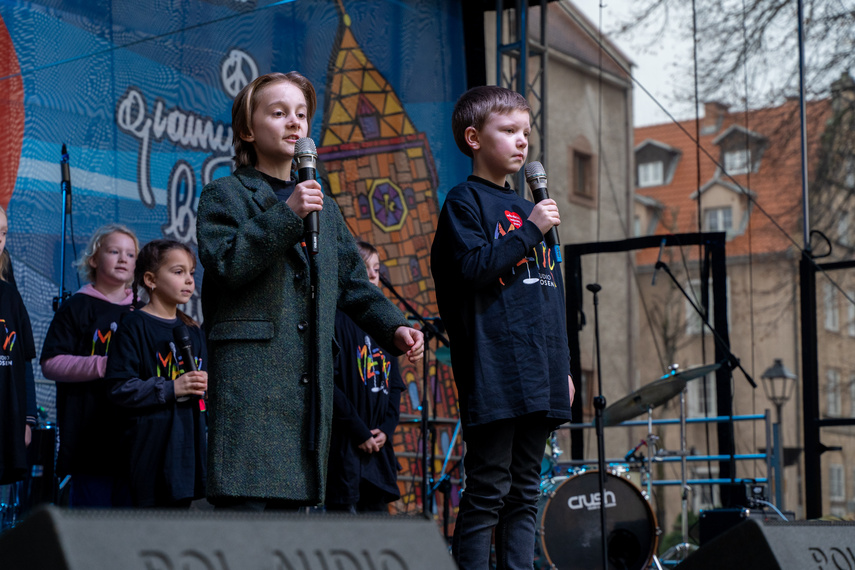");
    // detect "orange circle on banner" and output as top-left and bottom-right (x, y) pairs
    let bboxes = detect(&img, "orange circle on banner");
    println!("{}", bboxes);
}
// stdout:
(0, 15), (24, 210)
